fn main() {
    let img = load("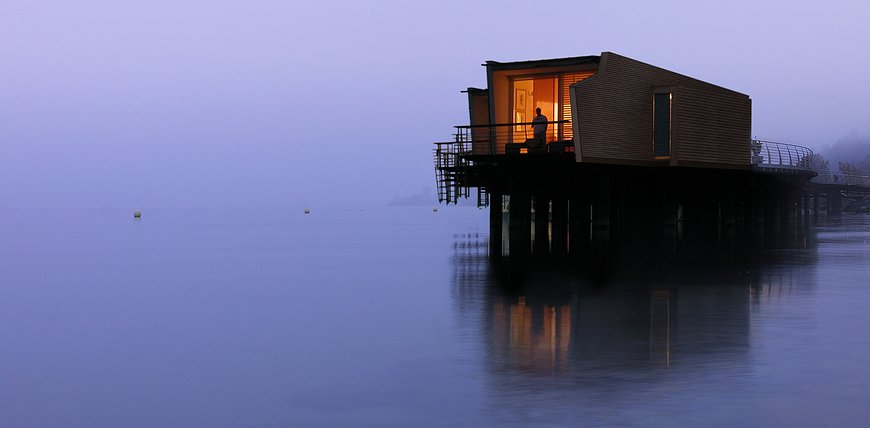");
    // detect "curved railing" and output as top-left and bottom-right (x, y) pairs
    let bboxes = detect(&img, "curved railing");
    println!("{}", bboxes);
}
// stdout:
(751, 139), (814, 170)
(752, 140), (870, 188)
